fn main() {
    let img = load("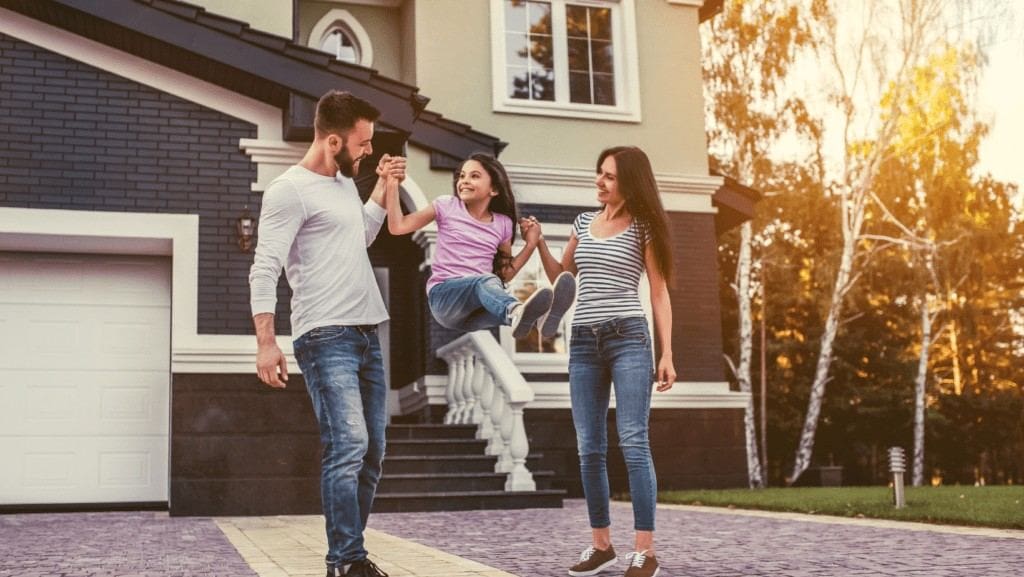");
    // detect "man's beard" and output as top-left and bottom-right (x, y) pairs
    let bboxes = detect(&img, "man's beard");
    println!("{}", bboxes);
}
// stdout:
(334, 147), (361, 178)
